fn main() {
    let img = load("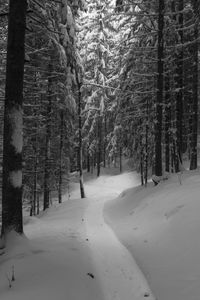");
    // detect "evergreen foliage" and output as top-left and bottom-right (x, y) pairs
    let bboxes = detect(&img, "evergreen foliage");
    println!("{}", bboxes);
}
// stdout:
(0, 0), (199, 239)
